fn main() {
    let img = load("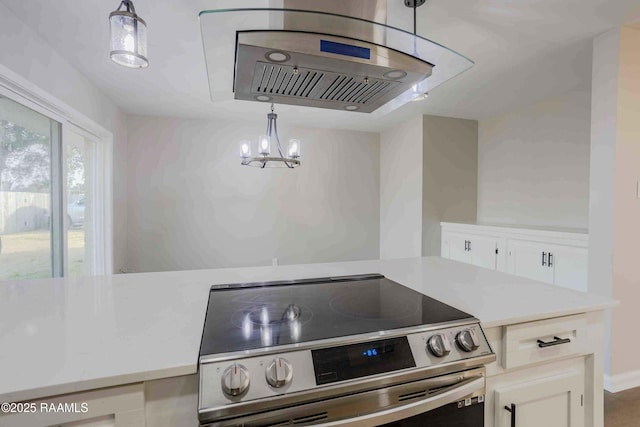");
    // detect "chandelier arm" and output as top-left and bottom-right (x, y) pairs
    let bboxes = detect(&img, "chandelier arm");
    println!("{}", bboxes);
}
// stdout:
(273, 117), (294, 169)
